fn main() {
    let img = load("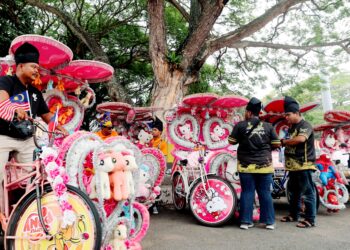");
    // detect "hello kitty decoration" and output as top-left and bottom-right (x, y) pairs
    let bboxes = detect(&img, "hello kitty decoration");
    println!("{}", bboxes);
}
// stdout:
(137, 129), (153, 148)
(167, 94), (247, 151)
(203, 117), (233, 150)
